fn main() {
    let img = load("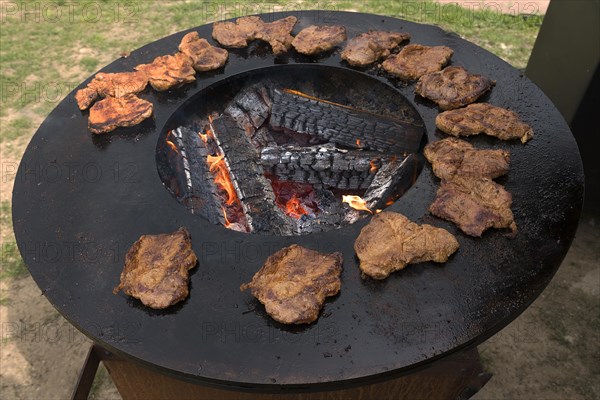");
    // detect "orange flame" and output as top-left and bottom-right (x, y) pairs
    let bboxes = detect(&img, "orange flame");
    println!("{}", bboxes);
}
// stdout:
(207, 154), (236, 206)
(370, 159), (378, 173)
(342, 195), (372, 214)
(198, 131), (209, 143)
(221, 206), (232, 227)
(285, 194), (308, 219)
(166, 140), (178, 153)
(356, 139), (362, 147)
